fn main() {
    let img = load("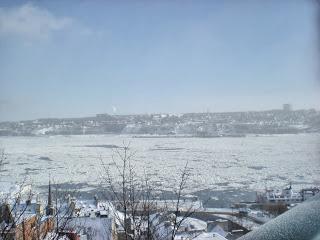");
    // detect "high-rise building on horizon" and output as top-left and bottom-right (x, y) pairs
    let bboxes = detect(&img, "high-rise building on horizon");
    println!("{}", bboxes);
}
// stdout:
(283, 104), (292, 111)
